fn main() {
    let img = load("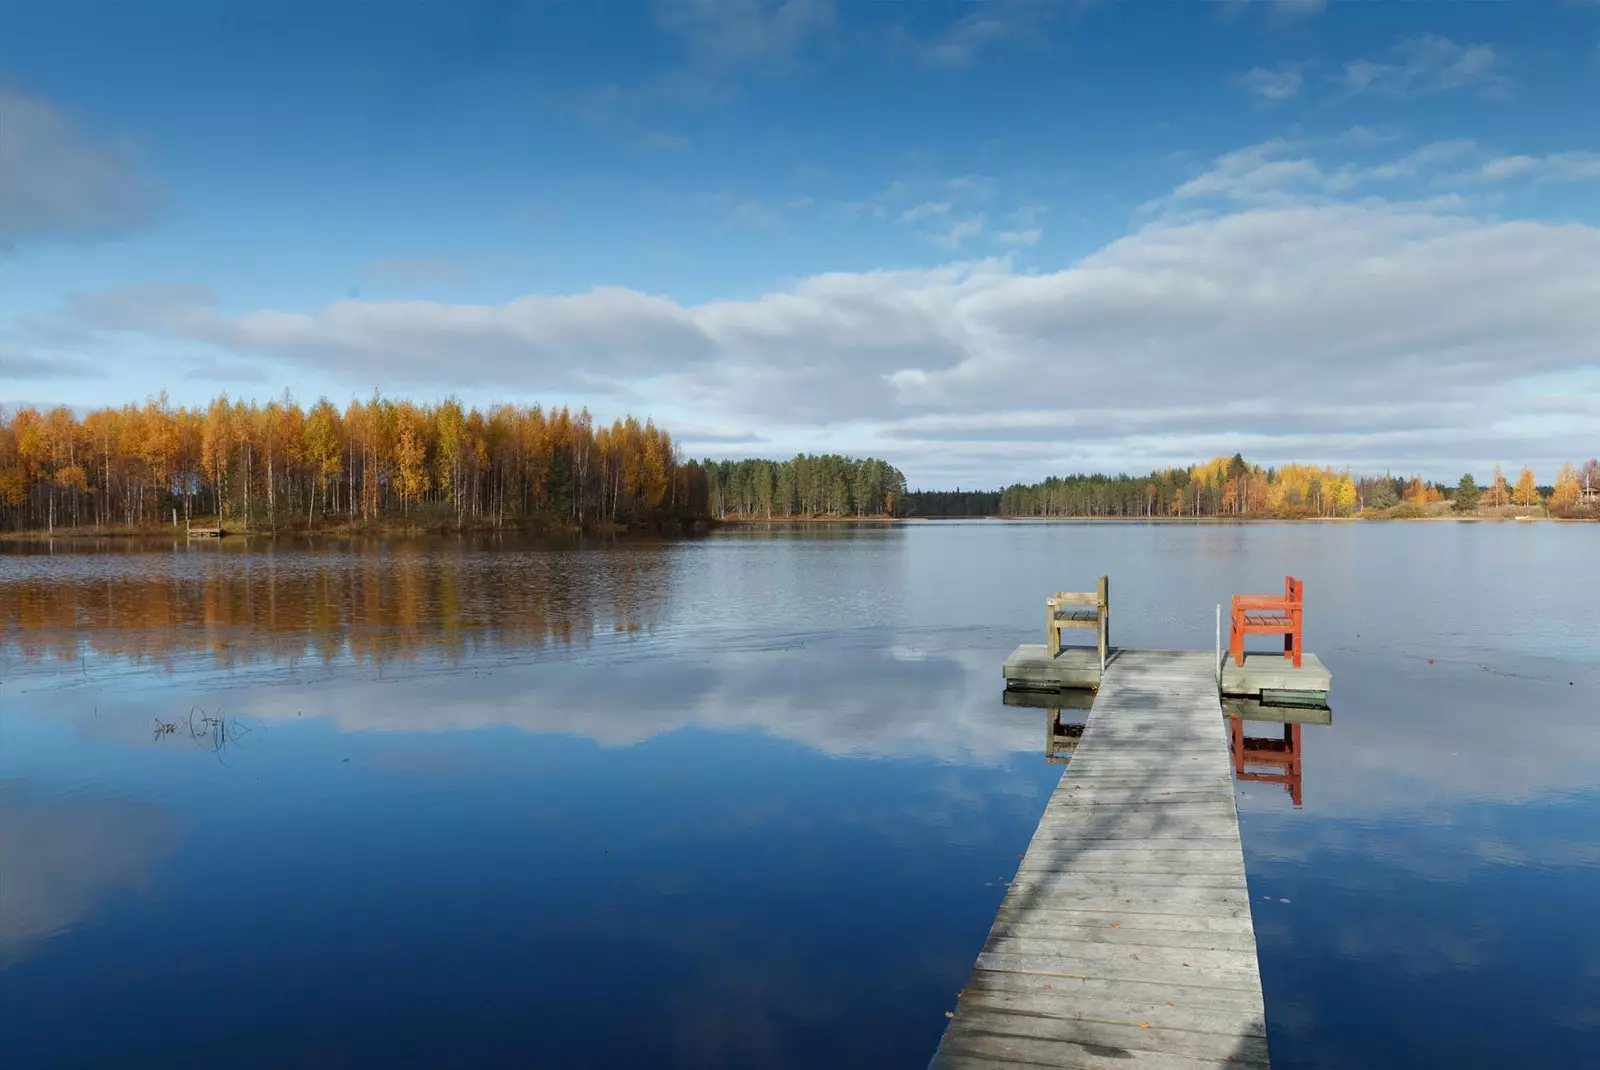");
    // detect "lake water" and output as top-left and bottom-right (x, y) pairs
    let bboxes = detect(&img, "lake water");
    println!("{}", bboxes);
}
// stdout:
(2, 521), (1596, 1069)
